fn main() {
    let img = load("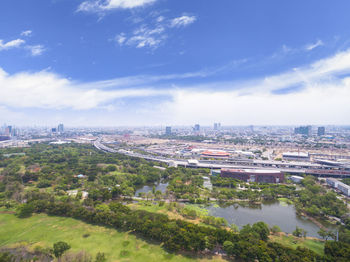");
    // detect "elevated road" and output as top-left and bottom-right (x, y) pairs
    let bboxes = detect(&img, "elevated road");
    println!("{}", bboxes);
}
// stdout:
(94, 140), (350, 178)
